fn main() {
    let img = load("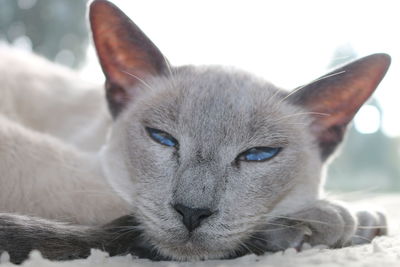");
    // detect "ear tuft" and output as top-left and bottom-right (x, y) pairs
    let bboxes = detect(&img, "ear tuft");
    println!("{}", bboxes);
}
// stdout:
(291, 53), (391, 160)
(90, 0), (168, 117)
